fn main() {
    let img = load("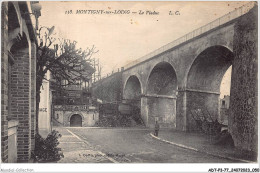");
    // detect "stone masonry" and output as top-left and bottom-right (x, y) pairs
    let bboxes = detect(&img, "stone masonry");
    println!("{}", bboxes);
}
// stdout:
(1, 2), (9, 163)
(229, 6), (258, 152)
(1, 2), (39, 163)
(92, 3), (258, 152)
(10, 48), (32, 162)
(92, 72), (123, 103)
